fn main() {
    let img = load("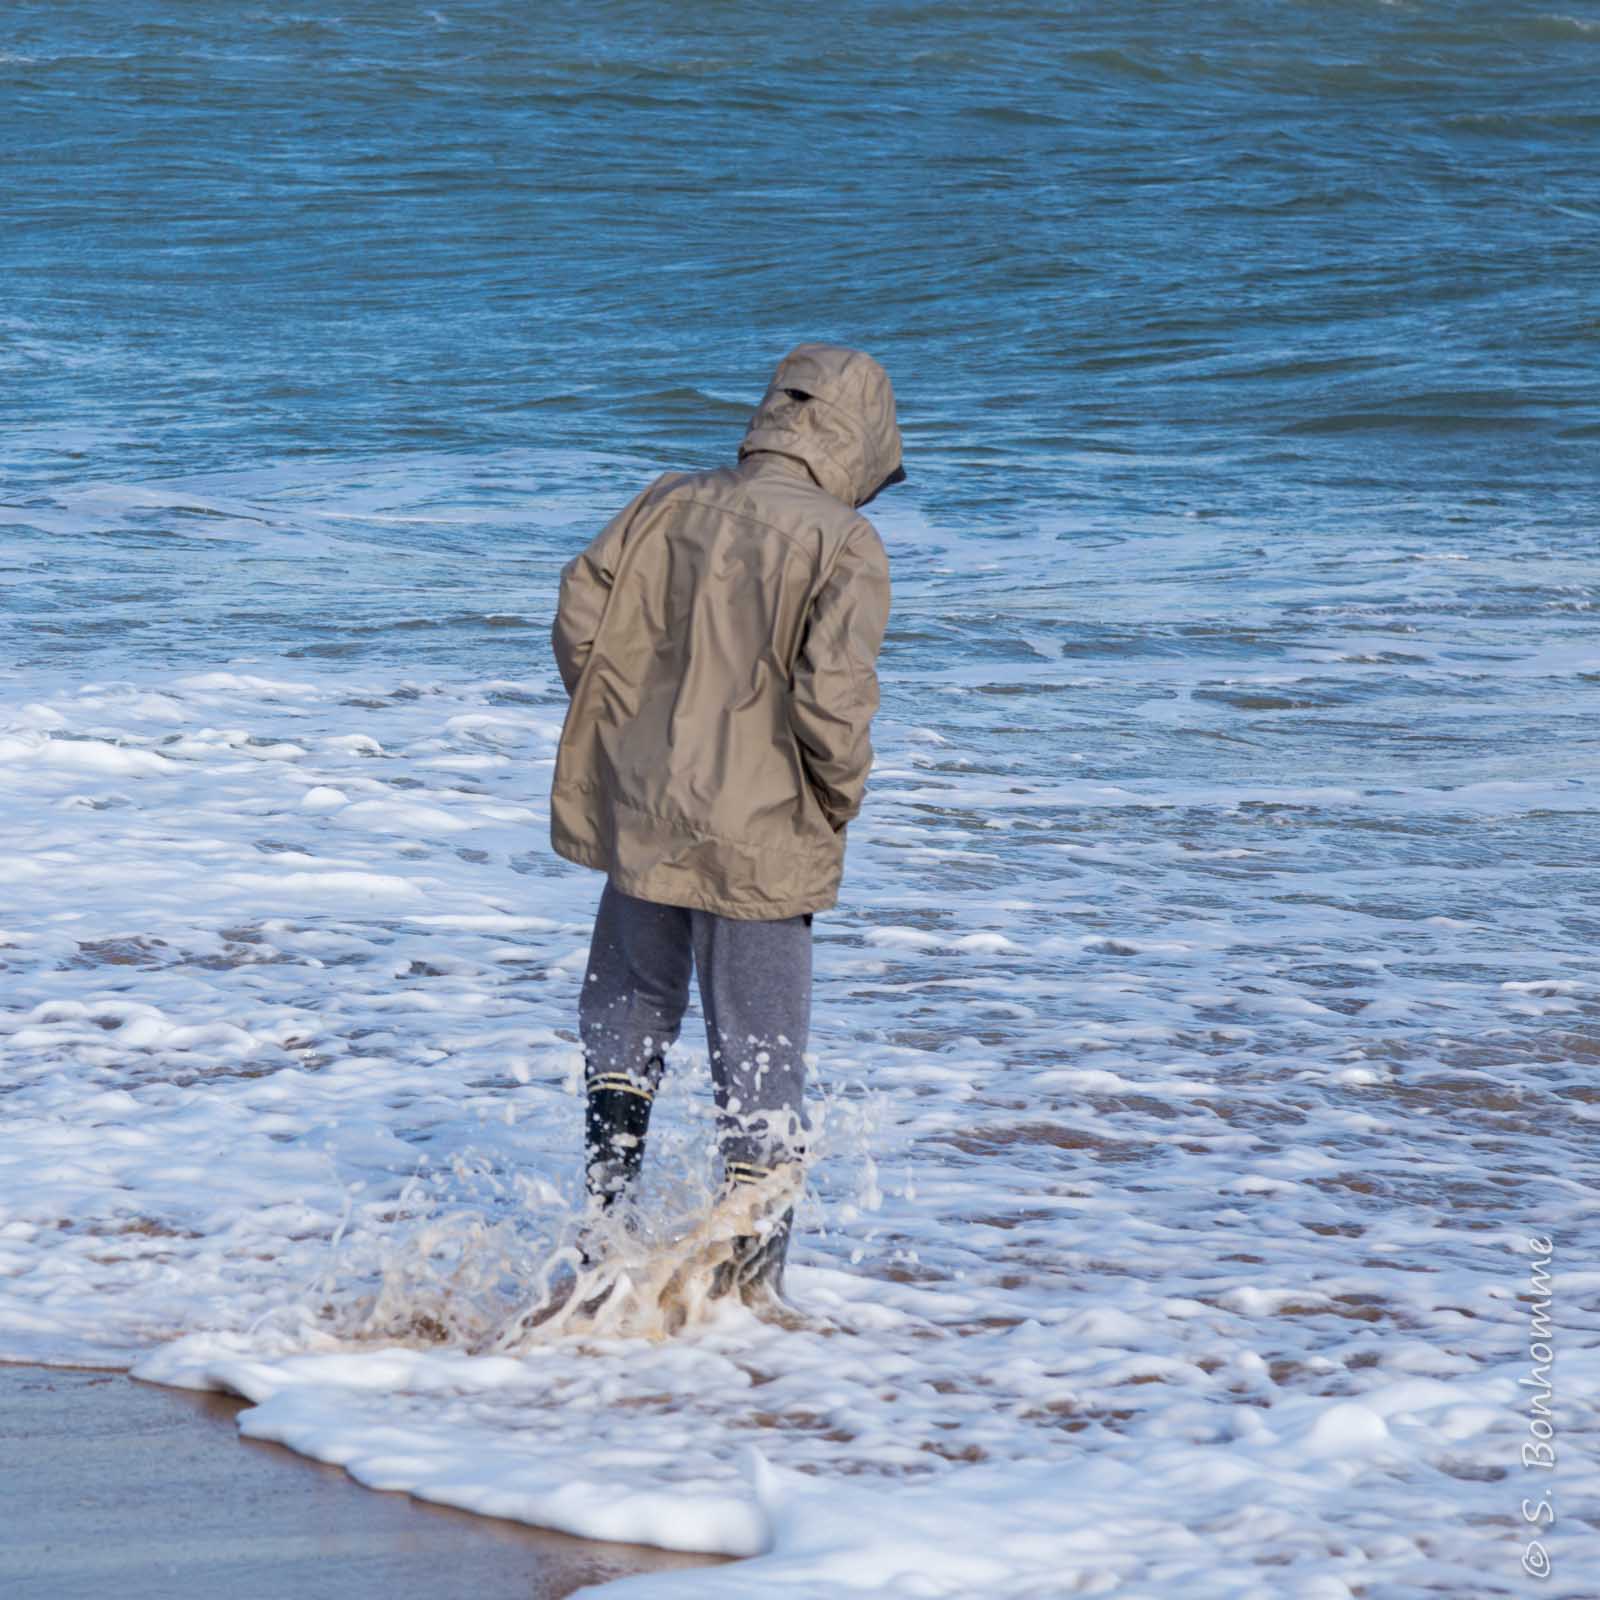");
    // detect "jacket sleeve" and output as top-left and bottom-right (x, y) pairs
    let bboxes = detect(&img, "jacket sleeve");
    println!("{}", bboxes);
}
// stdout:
(788, 521), (892, 832)
(551, 480), (660, 696)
